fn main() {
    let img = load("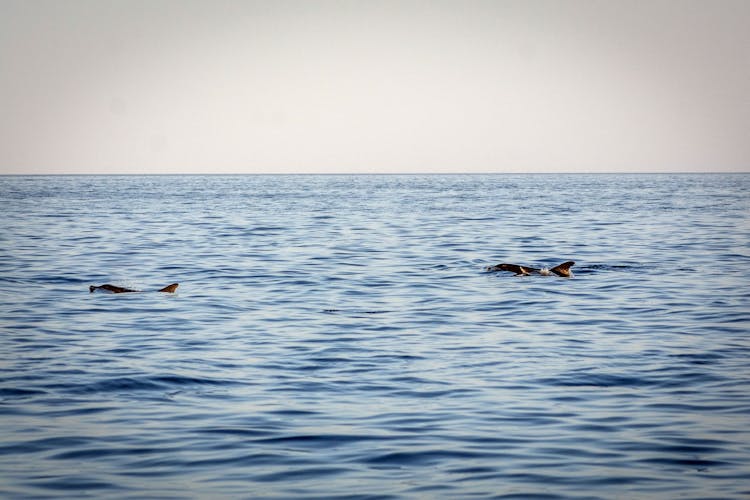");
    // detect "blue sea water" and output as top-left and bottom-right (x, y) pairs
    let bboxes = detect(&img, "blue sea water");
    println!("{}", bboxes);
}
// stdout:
(1, 173), (749, 499)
